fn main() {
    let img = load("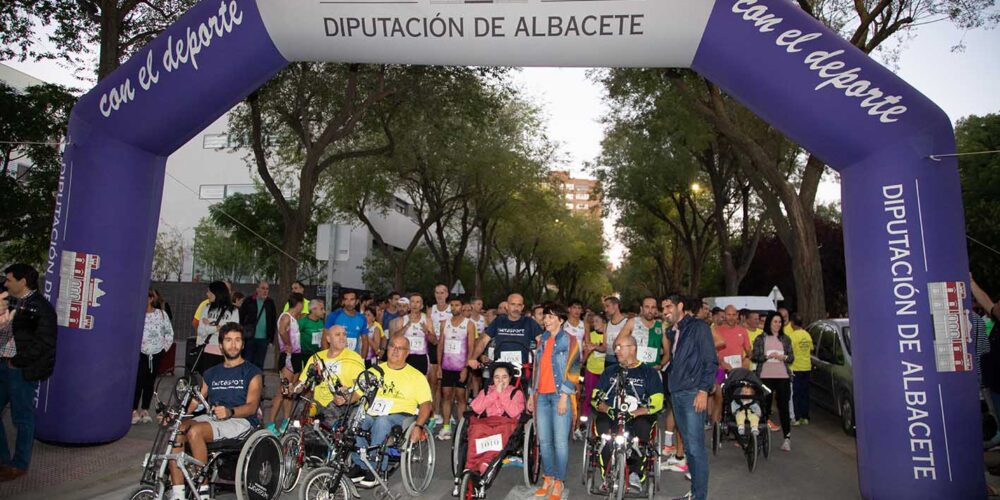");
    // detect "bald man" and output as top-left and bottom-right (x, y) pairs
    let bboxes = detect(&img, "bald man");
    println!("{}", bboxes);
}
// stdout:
(713, 305), (751, 423)
(469, 293), (542, 371)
